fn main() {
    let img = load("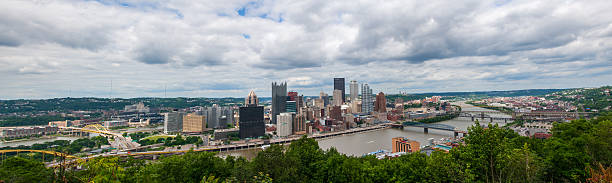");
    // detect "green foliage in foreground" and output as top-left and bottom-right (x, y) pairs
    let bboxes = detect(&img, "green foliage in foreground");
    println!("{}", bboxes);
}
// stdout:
(2, 112), (611, 182)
